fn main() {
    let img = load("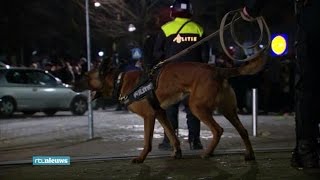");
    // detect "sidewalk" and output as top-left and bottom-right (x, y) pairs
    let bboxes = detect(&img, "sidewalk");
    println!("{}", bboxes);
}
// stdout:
(0, 111), (296, 164)
(1, 111), (319, 179)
